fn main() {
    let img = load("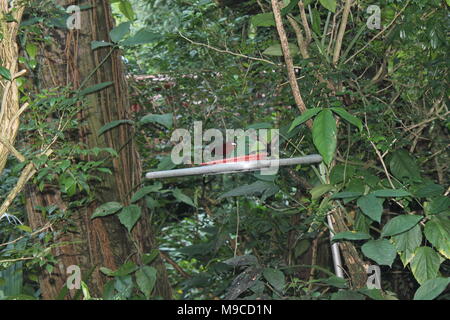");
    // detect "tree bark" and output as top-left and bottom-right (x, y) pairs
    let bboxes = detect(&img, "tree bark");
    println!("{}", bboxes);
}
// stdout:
(24, 0), (171, 299)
